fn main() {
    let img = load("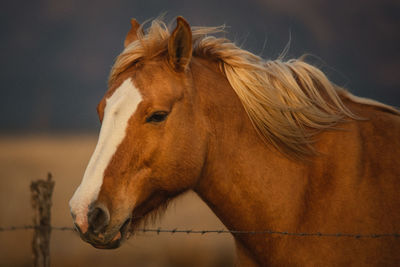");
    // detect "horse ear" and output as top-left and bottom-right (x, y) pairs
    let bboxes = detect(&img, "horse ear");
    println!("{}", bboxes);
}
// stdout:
(124, 19), (141, 48)
(168, 16), (193, 72)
